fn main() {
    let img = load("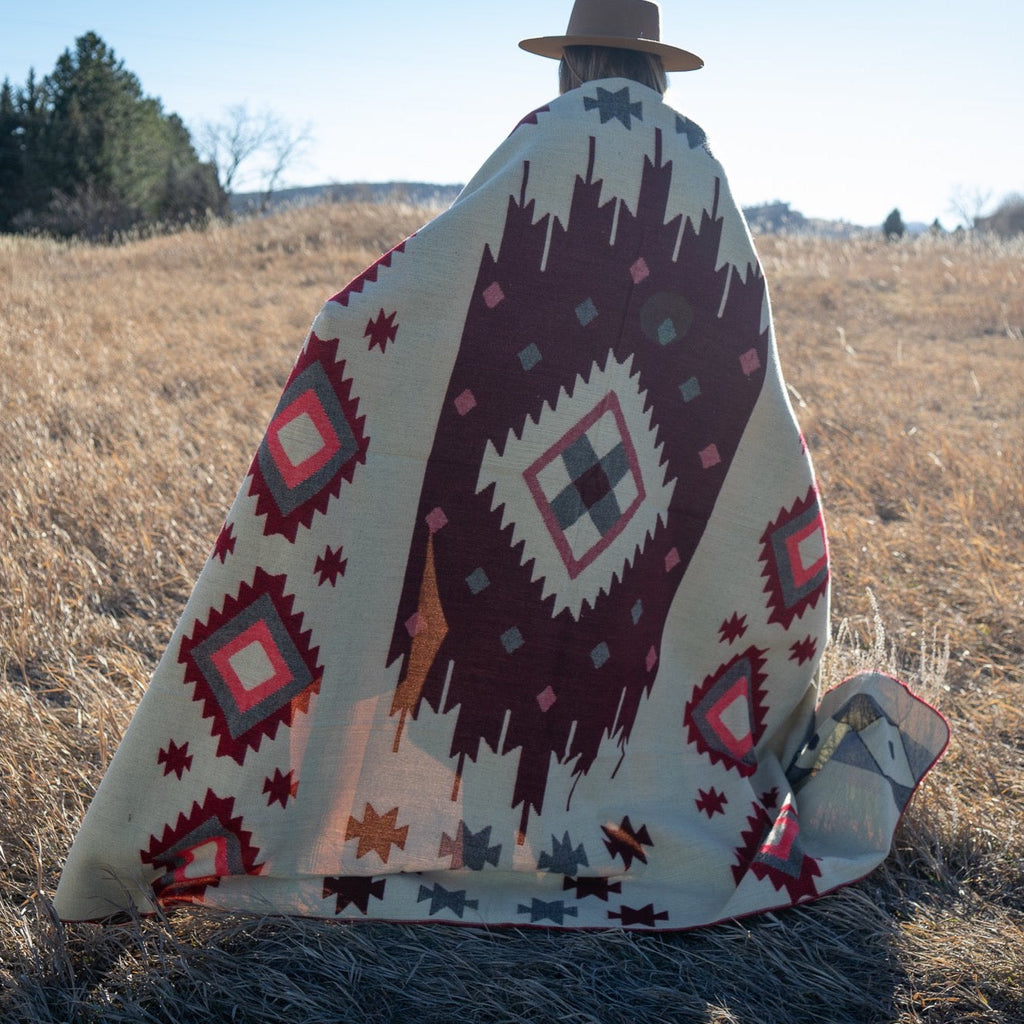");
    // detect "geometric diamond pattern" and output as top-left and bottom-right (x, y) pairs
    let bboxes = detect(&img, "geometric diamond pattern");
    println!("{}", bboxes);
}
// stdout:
(179, 568), (322, 764)
(264, 365), (353, 496)
(731, 800), (822, 904)
(575, 297), (599, 326)
(524, 391), (645, 580)
(679, 376), (701, 402)
(639, 291), (693, 345)
(465, 567), (490, 594)
(247, 334), (368, 542)
(684, 647), (769, 777)
(759, 487), (829, 629)
(478, 352), (674, 620)
(518, 343), (542, 371)
(141, 789), (262, 905)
